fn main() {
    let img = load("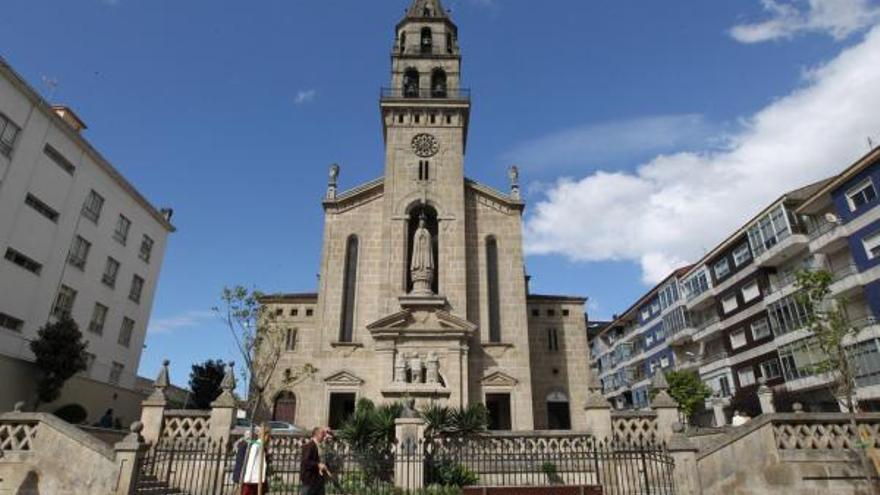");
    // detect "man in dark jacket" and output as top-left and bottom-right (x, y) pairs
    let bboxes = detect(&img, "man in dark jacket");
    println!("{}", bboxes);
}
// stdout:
(300, 427), (331, 495)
